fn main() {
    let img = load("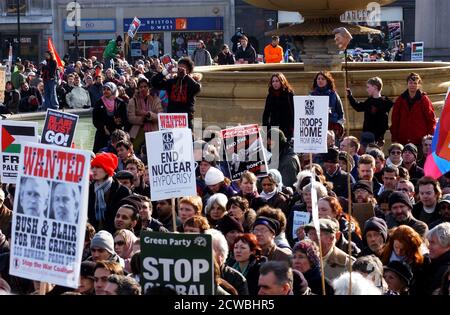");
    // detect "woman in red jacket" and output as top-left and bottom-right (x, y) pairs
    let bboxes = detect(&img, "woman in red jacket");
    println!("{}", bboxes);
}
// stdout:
(390, 73), (436, 146)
